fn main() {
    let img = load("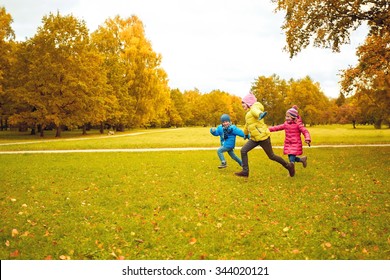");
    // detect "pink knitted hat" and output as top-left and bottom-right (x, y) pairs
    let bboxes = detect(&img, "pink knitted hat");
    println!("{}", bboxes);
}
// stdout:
(242, 92), (257, 107)
(287, 106), (298, 118)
